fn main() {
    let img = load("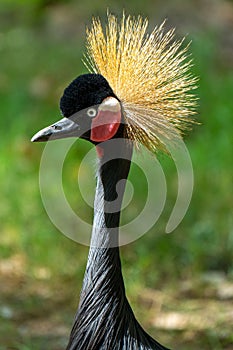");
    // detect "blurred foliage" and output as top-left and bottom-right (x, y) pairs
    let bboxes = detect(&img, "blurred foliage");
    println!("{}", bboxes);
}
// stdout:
(0, 0), (233, 349)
